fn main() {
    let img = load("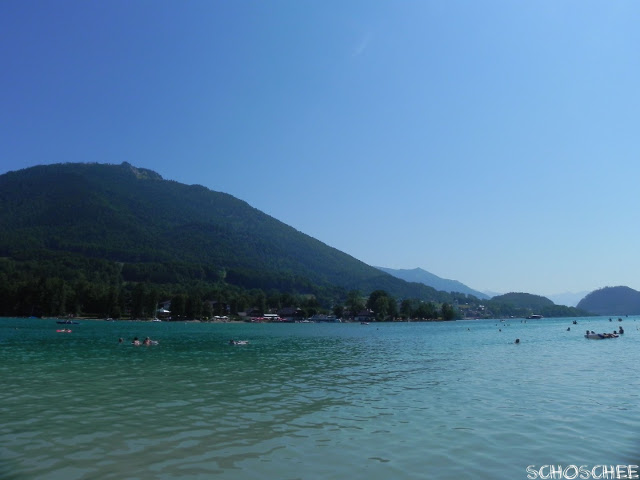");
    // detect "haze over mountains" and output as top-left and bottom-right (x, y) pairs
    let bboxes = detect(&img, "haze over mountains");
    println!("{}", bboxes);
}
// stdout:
(545, 292), (590, 308)
(376, 267), (591, 308)
(375, 267), (489, 300)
